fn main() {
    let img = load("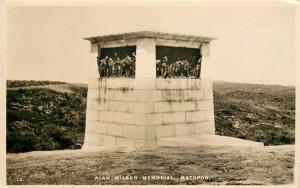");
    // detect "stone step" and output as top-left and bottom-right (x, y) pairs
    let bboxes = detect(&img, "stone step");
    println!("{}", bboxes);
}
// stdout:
(157, 134), (264, 147)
